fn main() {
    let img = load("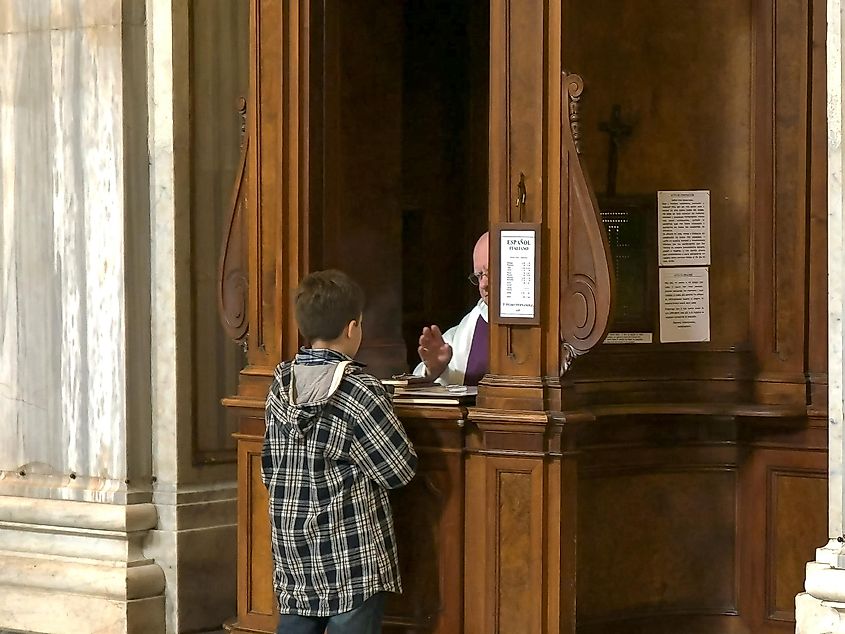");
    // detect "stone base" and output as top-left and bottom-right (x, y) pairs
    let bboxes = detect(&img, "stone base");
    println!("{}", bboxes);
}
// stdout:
(0, 587), (164, 634)
(0, 495), (164, 634)
(145, 482), (237, 633)
(797, 551), (845, 634)
(796, 592), (845, 634)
